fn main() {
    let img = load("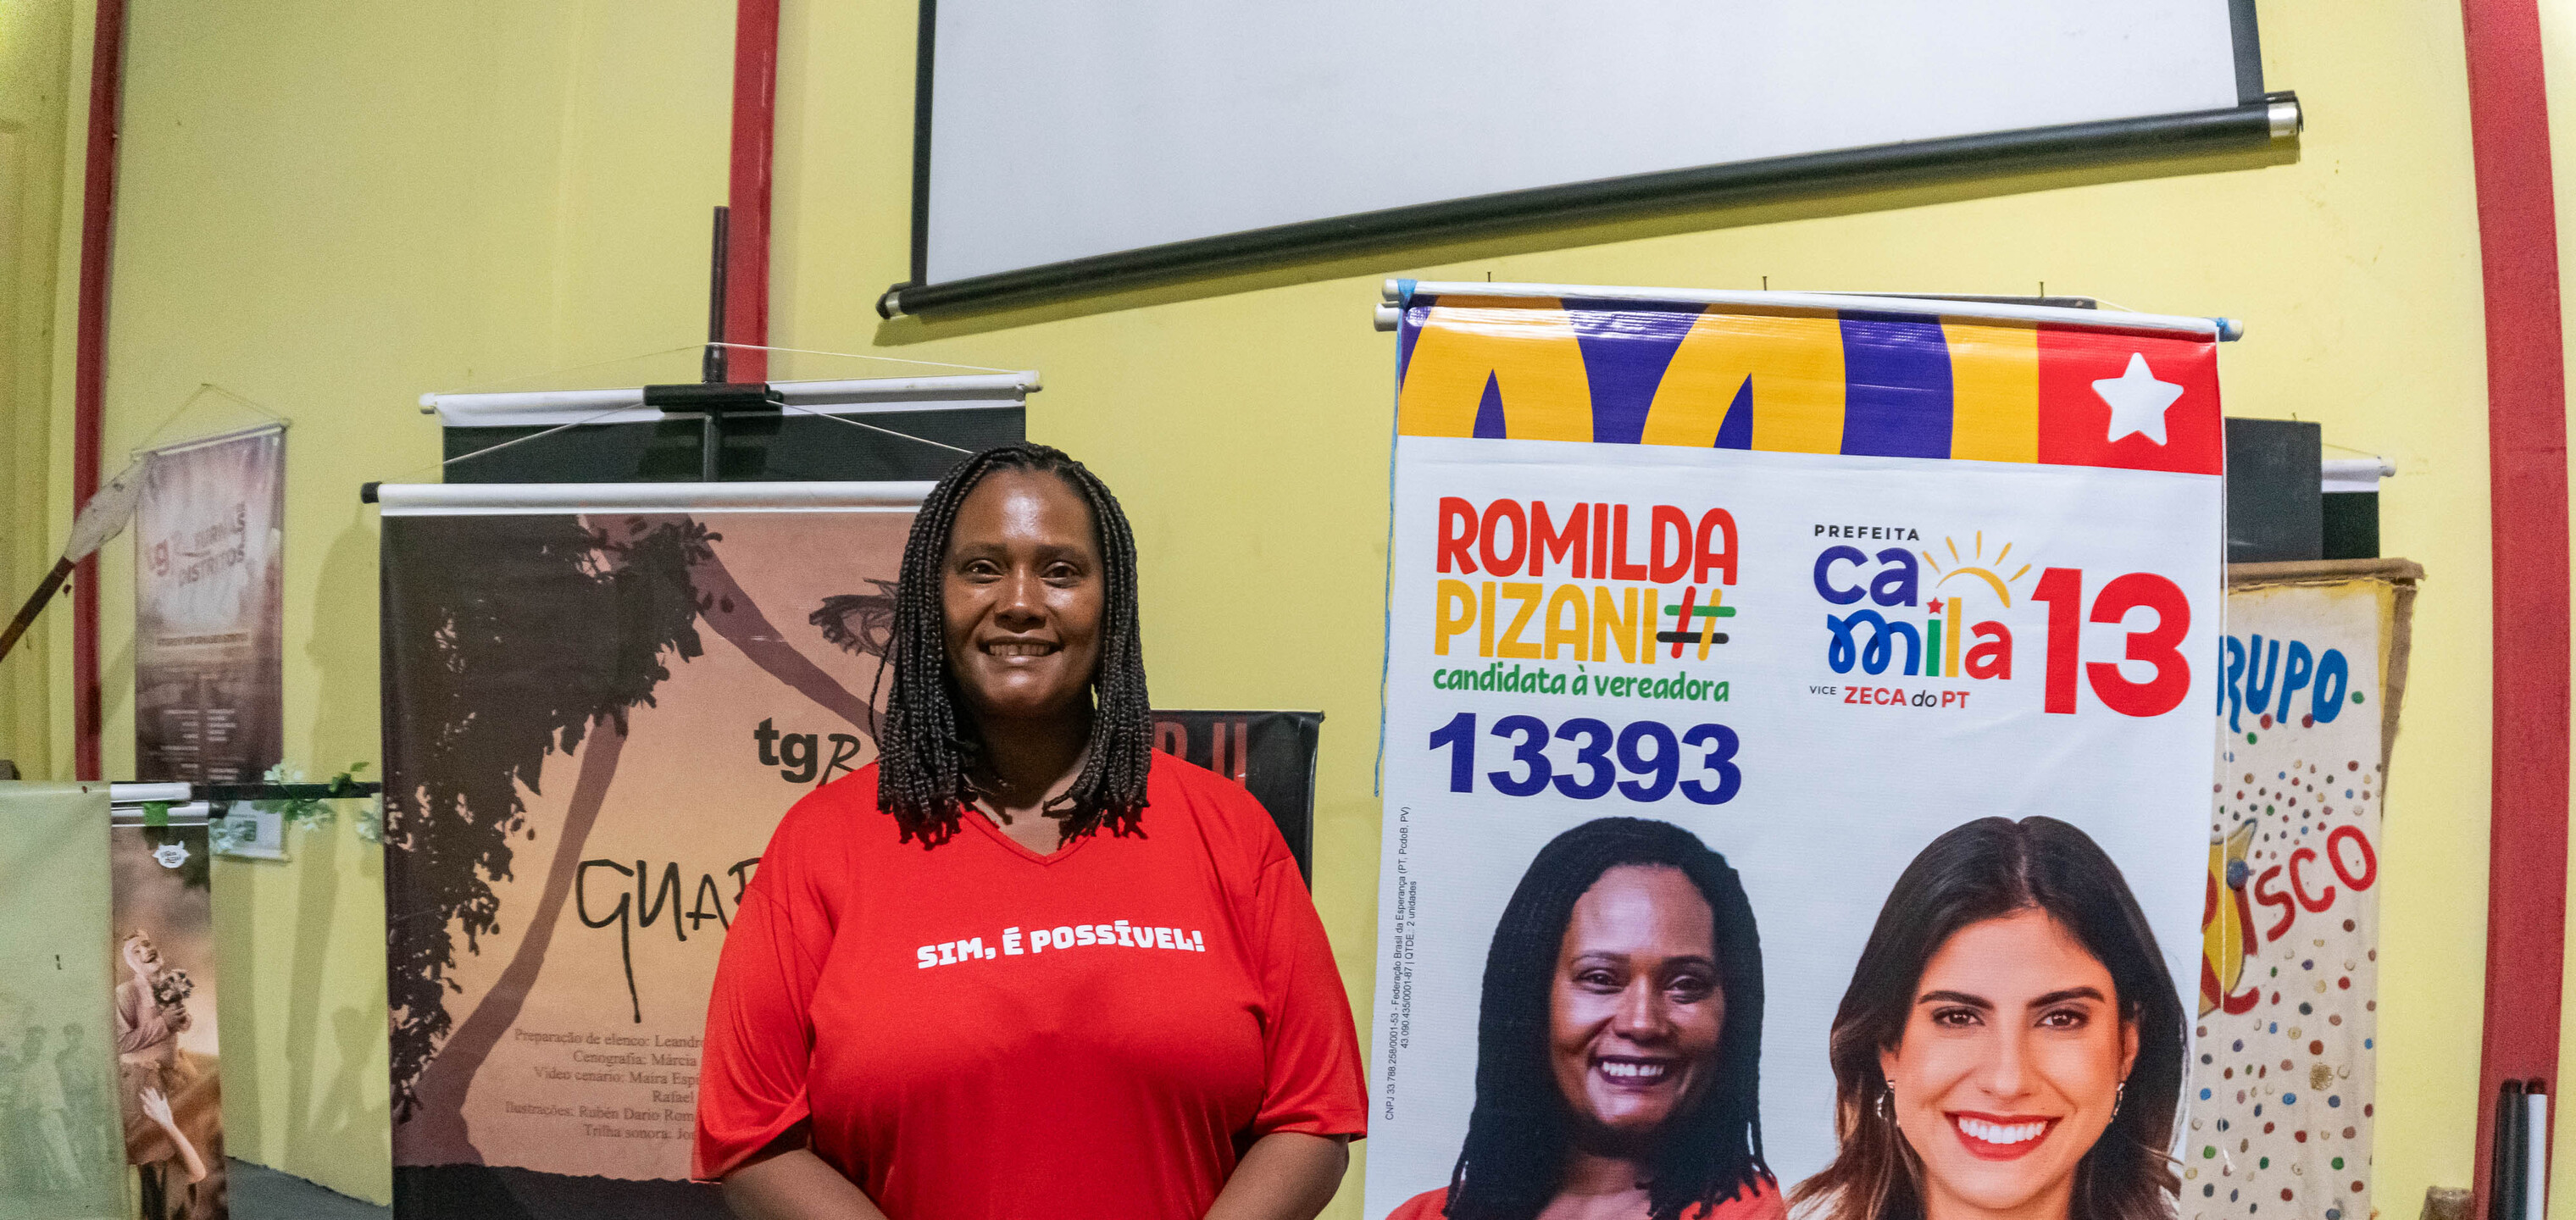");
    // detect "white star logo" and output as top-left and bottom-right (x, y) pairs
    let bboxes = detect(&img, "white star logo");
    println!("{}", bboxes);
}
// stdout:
(2091, 352), (2185, 446)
